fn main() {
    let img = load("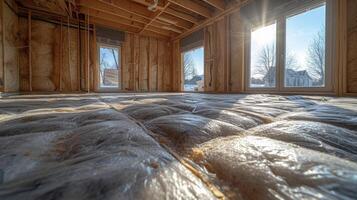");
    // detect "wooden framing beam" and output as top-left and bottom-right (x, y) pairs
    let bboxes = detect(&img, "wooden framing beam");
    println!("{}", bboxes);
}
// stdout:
(203, 0), (225, 11)
(85, 8), (145, 29)
(157, 13), (193, 30)
(173, 0), (250, 40)
(77, 18), (81, 91)
(28, 11), (32, 92)
(59, 17), (63, 91)
(151, 21), (183, 31)
(81, 6), (183, 34)
(139, 2), (170, 34)
(164, 7), (199, 24)
(67, 16), (72, 91)
(131, 0), (166, 9)
(0, 0), (4, 92)
(168, 0), (212, 18)
(87, 11), (90, 93)
(96, 0), (158, 19)
(151, 23), (183, 33)
(91, 17), (170, 40)
(146, 25), (175, 36)
(79, 1), (183, 36)
(91, 17), (140, 32)
(79, 0), (149, 24)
